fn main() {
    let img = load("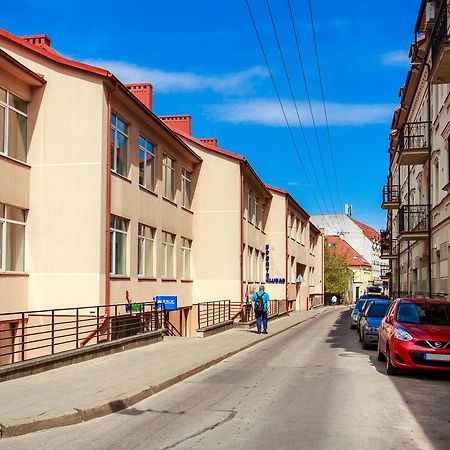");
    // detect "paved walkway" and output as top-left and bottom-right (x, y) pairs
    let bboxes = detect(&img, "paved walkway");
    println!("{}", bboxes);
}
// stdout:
(0, 306), (335, 439)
